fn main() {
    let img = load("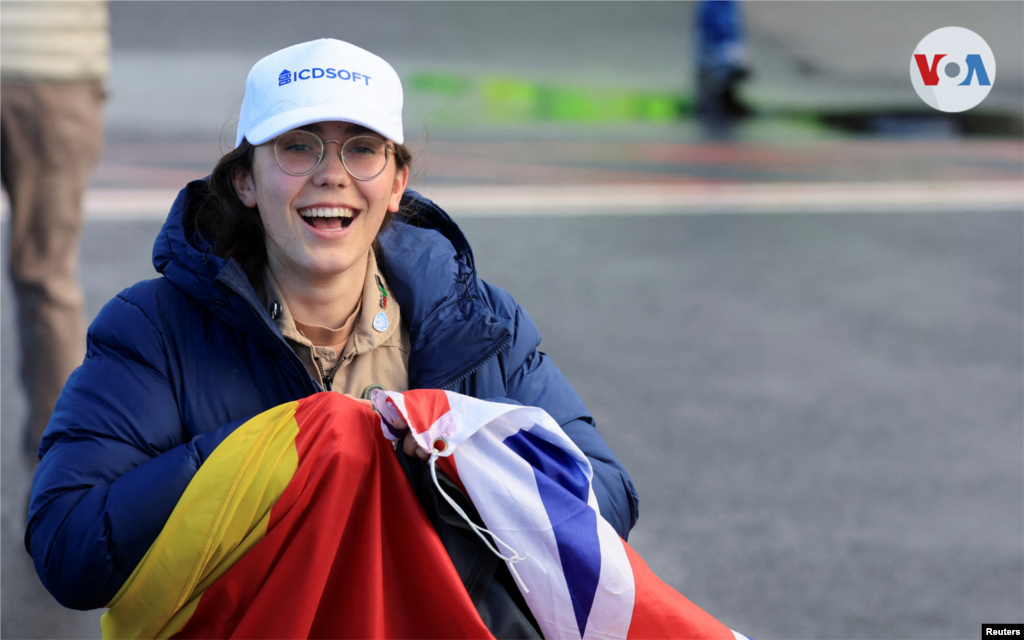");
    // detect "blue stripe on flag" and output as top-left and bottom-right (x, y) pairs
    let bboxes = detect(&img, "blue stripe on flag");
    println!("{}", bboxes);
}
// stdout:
(504, 429), (600, 639)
